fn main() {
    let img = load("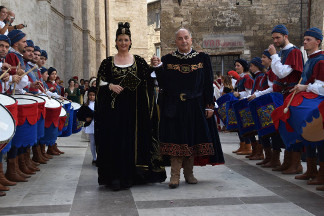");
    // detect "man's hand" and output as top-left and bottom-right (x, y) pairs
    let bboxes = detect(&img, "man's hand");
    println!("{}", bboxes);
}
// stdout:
(15, 24), (25, 30)
(205, 109), (214, 119)
(268, 44), (276, 56)
(290, 84), (307, 93)
(86, 117), (92, 122)
(12, 75), (21, 83)
(151, 55), (161, 67)
(247, 94), (256, 101)
(1, 73), (9, 82)
(233, 91), (240, 98)
(1, 63), (11, 71)
(17, 68), (24, 76)
(30, 81), (41, 89)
